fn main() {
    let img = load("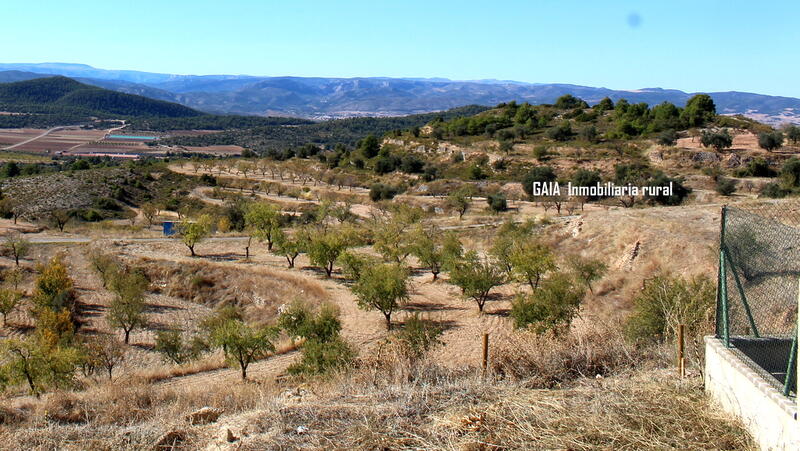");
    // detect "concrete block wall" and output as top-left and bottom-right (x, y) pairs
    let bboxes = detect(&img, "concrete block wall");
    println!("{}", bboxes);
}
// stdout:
(705, 336), (800, 451)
